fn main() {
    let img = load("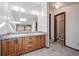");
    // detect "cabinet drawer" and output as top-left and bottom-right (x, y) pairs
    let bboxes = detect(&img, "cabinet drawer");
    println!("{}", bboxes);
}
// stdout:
(27, 45), (35, 51)
(25, 36), (35, 40)
(24, 37), (35, 45)
(28, 36), (35, 40)
(27, 40), (35, 45)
